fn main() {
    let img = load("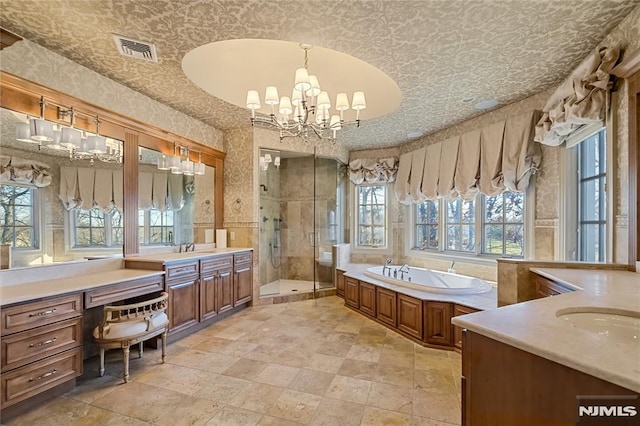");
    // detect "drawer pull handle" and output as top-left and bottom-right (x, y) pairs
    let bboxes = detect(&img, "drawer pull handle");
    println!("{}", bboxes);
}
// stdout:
(29, 369), (57, 382)
(29, 337), (57, 348)
(29, 308), (57, 317)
